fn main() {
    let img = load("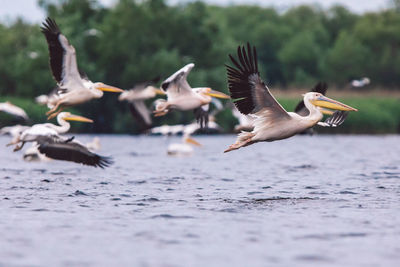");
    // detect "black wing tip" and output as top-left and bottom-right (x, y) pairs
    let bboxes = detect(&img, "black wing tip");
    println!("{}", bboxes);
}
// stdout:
(313, 81), (328, 95)
(40, 17), (60, 35)
(96, 156), (114, 169)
